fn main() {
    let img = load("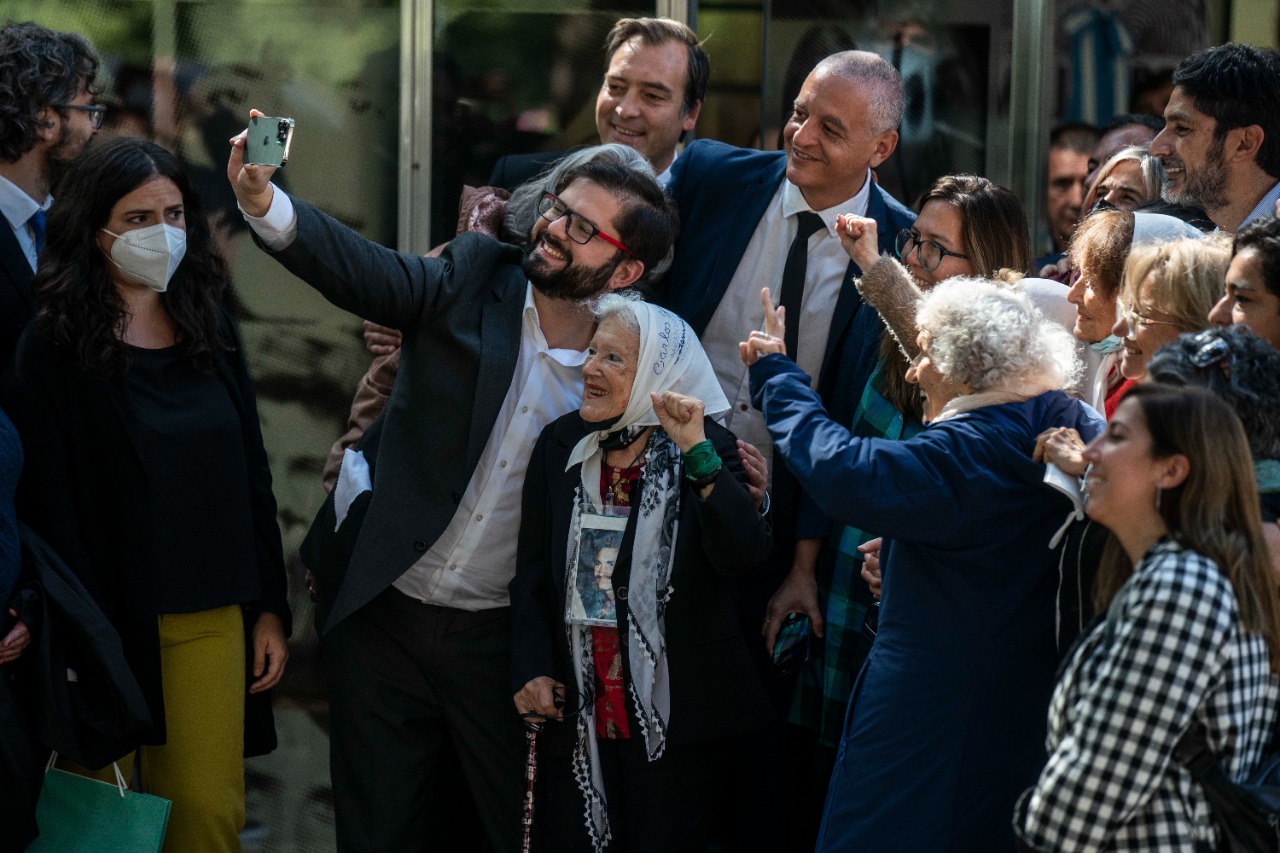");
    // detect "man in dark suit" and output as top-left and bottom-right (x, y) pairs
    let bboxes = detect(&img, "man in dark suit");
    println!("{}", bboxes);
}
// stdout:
(656, 49), (916, 849)
(488, 17), (708, 191)
(0, 22), (100, 371)
(229, 136), (678, 851)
